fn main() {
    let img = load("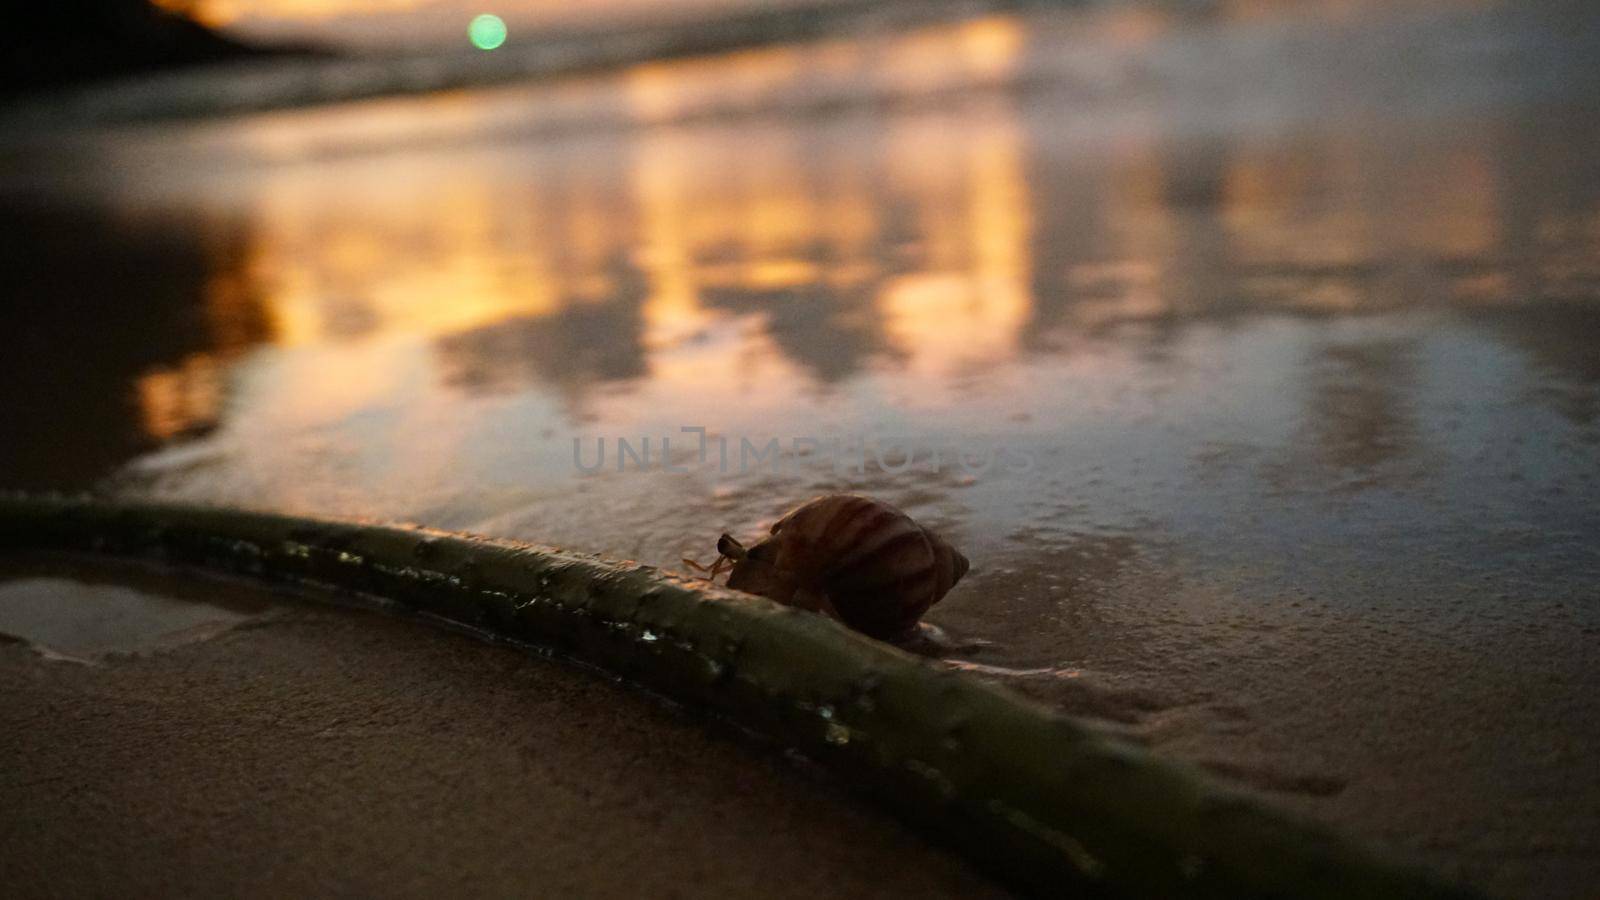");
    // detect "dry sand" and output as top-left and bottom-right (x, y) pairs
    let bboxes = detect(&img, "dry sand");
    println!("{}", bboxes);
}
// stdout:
(0, 564), (1008, 898)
